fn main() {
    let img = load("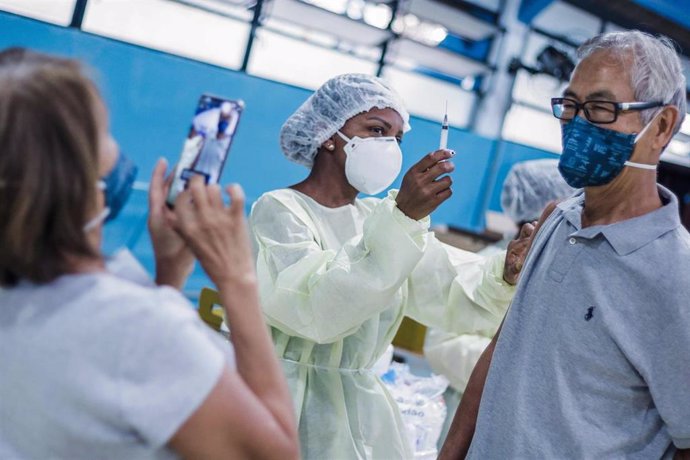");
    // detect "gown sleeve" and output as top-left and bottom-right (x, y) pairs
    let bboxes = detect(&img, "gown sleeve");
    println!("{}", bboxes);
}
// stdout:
(250, 190), (429, 344)
(405, 235), (515, 337)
